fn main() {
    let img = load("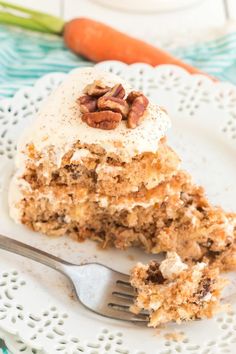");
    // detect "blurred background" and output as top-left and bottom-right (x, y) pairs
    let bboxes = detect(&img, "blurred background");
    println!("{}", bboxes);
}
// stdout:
(0, 0), (236, 96)
(5, 0), (236, 45)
